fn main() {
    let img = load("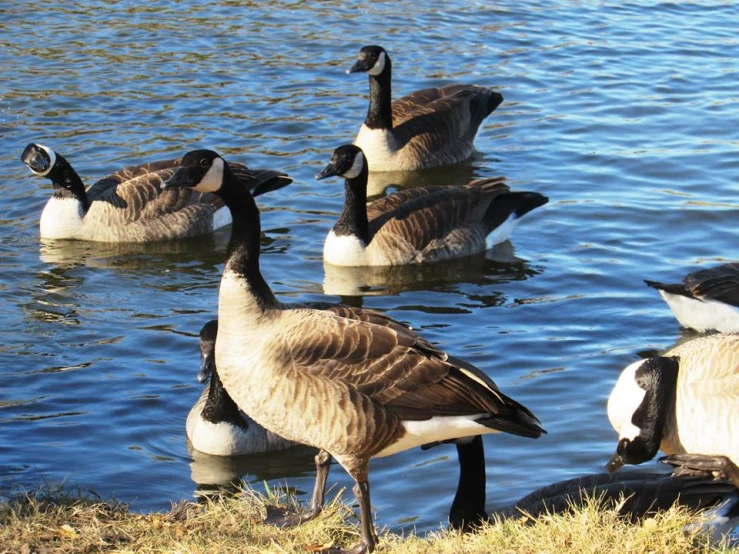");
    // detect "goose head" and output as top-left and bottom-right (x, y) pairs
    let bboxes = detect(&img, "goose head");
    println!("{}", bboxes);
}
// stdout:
(21, 143), (58, 178)
(315, 144), (368, 181)
(347, 45), (389, 77)
(606, 356), (679, 472)
(163, 149), (226, 194)
(198, 319), (218, 383)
